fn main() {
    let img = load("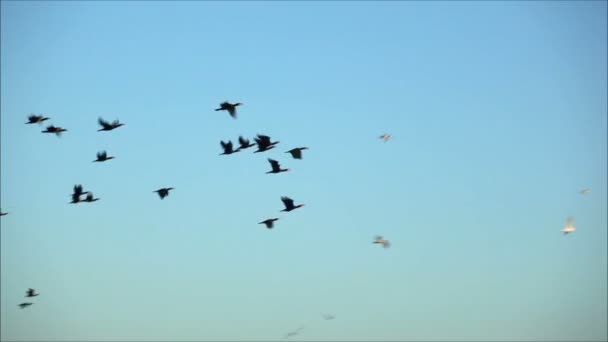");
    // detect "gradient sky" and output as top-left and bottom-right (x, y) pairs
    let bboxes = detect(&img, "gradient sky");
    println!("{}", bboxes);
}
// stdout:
(1, 1), (607, 341)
